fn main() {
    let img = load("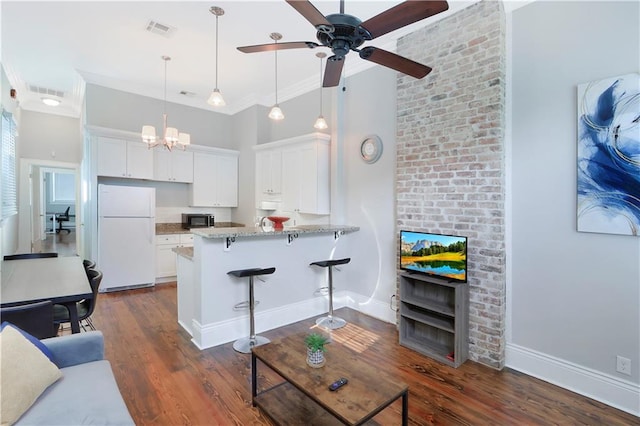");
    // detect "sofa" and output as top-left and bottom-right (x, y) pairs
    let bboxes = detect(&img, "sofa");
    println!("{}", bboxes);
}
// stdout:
(8, 330), (134, 425)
